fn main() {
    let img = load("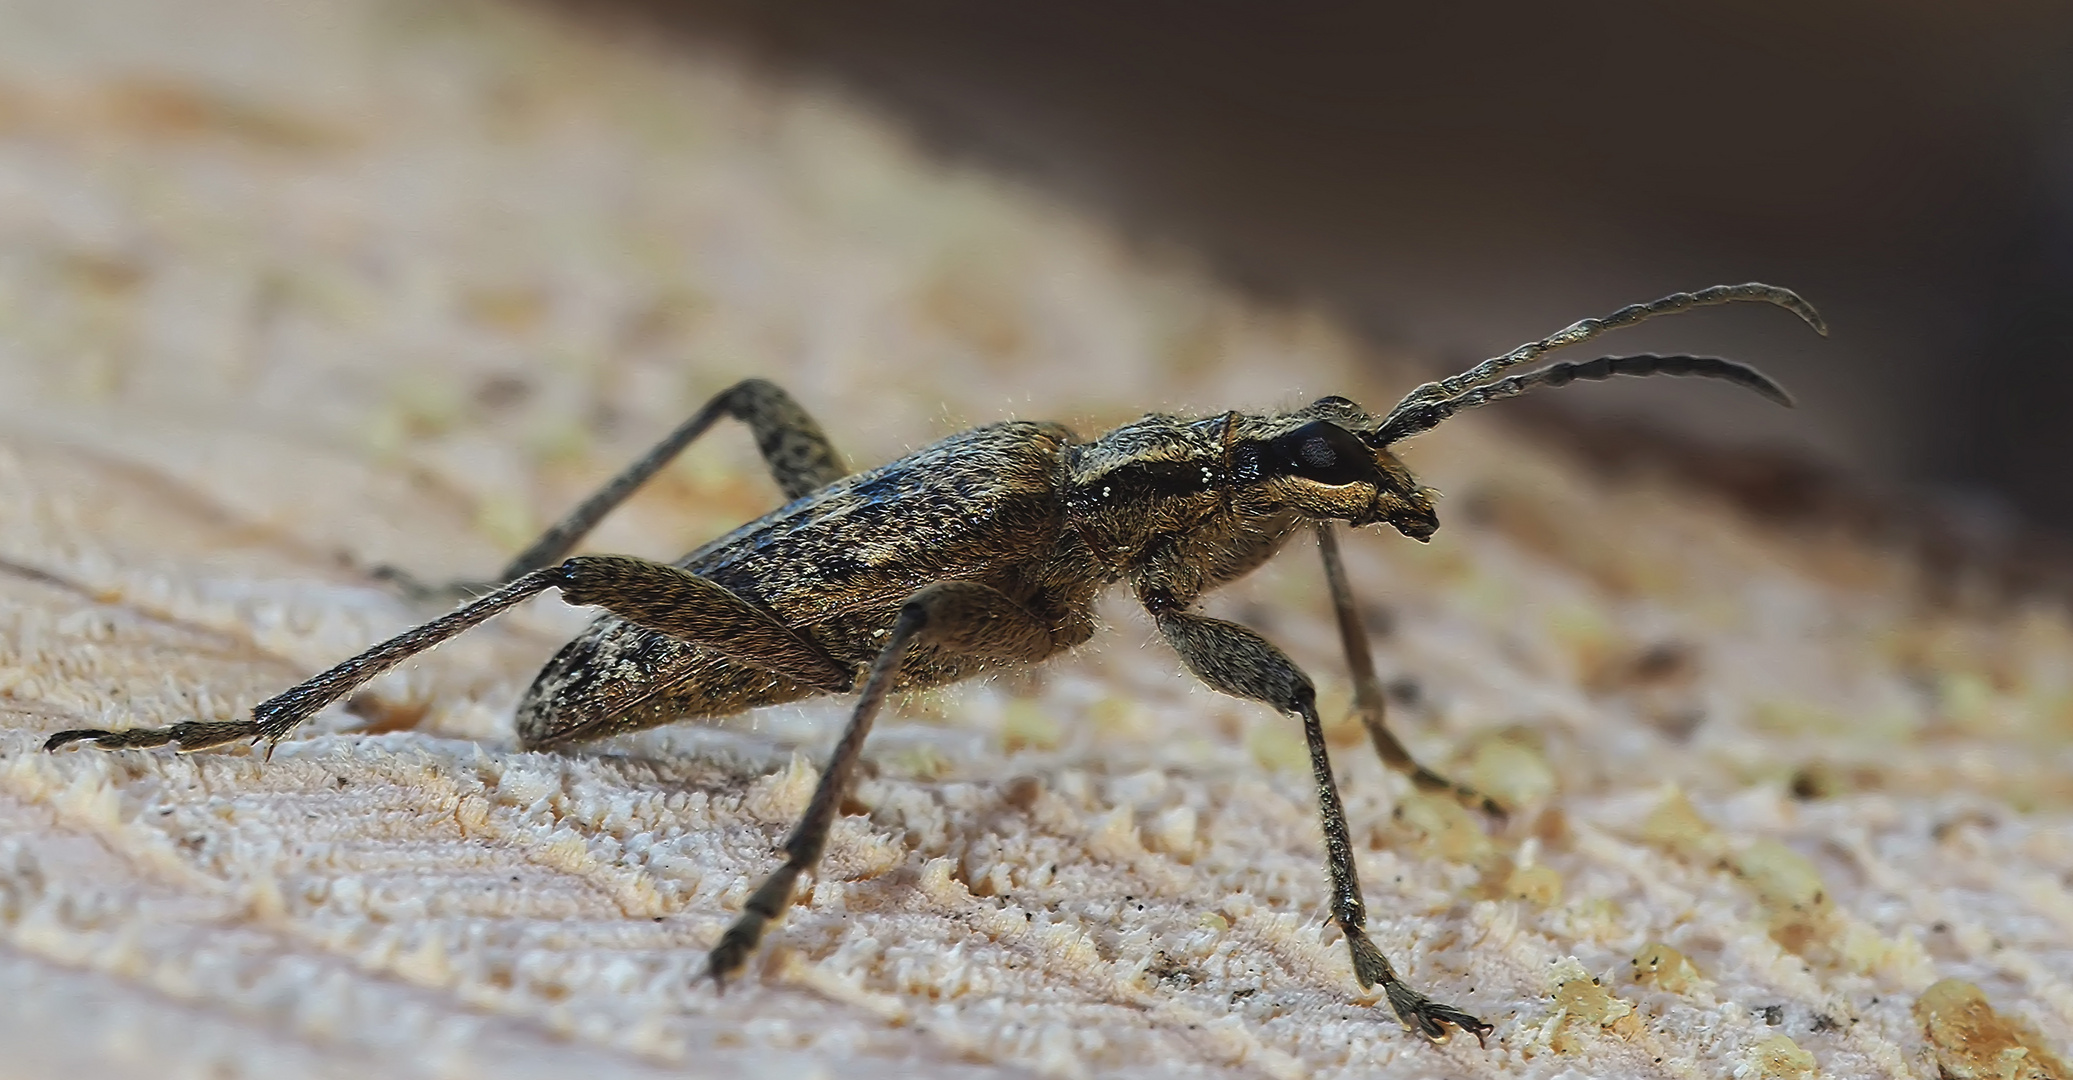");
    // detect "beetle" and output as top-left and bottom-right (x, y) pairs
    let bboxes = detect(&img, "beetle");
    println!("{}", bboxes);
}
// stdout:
(46, 282), (1823, 1045)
